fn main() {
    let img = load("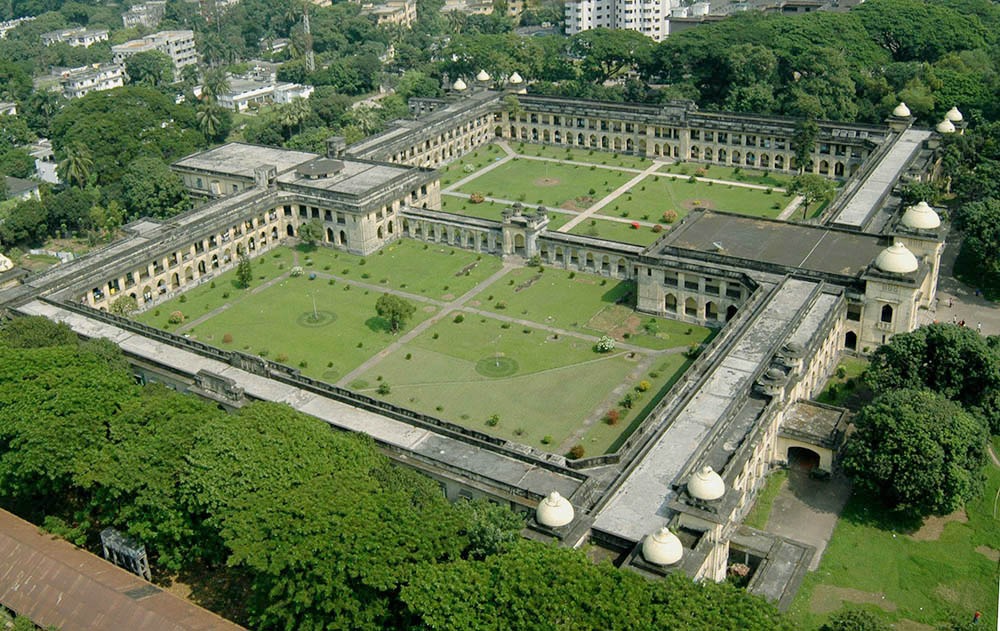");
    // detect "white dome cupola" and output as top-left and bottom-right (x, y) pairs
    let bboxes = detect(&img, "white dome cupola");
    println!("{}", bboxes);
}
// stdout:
(945, 106), (963, 122)
(536, 491), (574, 527)
(452, 78), (467, 91)
(874, 242), (919, 274)
(892, 102), (911, 118)
(687, 466), (725, 501)
(900, 201), (940, 231)
(936, 118), (956, 134)
(642, 527), (683, 565)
